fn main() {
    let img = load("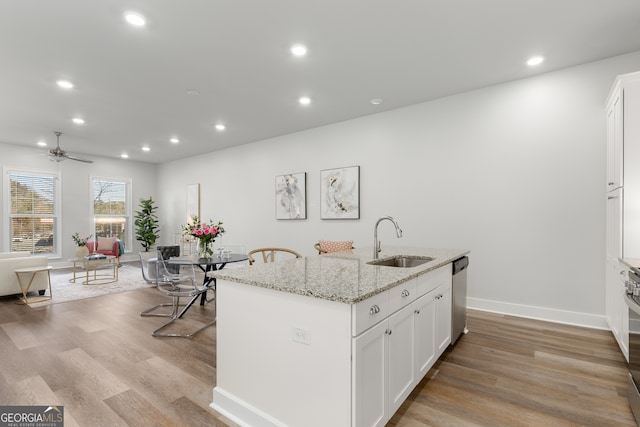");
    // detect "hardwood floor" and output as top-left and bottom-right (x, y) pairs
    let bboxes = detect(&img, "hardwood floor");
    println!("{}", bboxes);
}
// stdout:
(0, 277), (636, 427)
